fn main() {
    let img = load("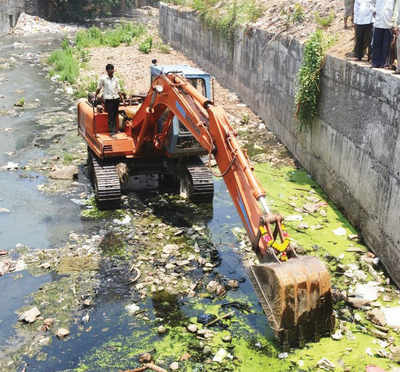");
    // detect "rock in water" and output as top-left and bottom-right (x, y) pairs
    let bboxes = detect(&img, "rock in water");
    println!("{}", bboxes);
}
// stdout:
(49, 165), (78, 180)
(18, 307), (41, 323)
(125, 303), (140, 314)
(56, 328), (70, 339)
